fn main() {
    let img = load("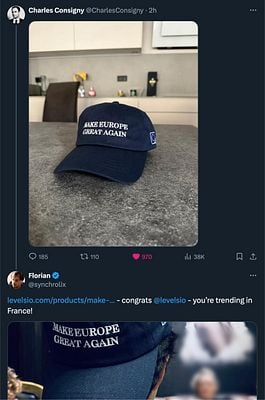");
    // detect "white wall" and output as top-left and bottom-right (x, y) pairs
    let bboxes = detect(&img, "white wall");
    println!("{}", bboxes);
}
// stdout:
(29, 52), (198, 98)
